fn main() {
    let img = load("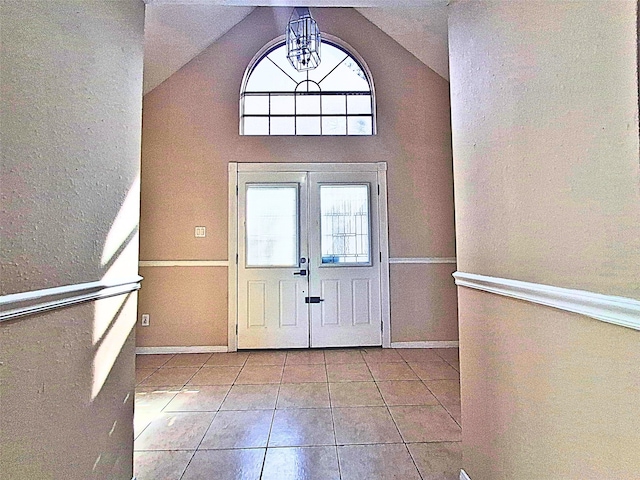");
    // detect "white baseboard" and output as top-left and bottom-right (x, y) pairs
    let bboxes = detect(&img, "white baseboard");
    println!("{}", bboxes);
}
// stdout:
(460, 469), (471, 480)
(391, 341), (459, 348)
(136, 346), (228, 355)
